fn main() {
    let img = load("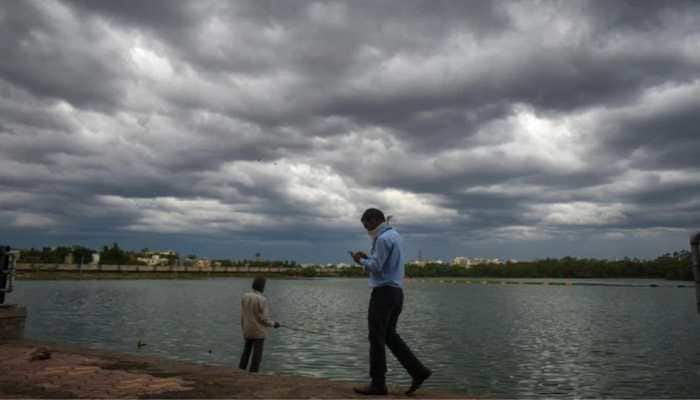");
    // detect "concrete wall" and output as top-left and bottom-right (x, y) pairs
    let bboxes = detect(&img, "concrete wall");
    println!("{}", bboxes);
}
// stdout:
(16, 263), (292, 274)
(15, 263), (33, 271)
